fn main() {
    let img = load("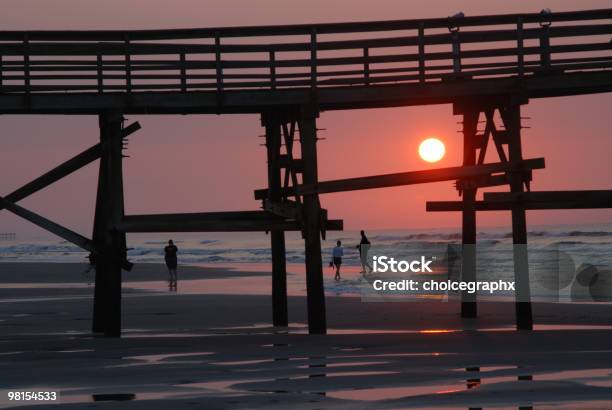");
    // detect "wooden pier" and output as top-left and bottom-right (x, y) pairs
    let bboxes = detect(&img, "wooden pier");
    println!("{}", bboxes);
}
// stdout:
(0, 8), (611, 336)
